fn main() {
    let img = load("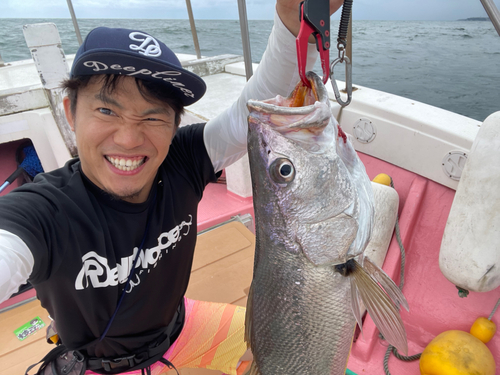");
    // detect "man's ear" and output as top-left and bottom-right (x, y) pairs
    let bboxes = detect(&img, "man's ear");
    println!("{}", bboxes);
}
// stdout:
(63, 96), (75, 132)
